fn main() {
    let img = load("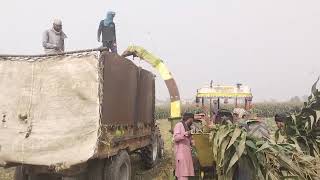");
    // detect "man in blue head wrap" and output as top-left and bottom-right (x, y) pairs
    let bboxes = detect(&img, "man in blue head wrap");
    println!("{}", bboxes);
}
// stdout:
(97, 11), (117, 53)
